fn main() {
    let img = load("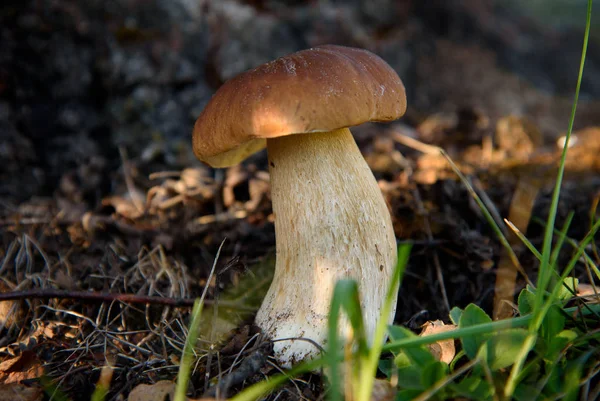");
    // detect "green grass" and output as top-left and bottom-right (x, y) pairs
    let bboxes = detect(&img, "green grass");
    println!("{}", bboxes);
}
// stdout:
(507, 0), (594, 396)
(175, 1), (598, 400)
(174, 240), (223, 401)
